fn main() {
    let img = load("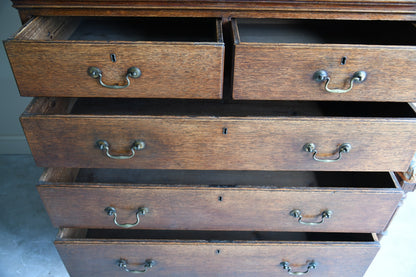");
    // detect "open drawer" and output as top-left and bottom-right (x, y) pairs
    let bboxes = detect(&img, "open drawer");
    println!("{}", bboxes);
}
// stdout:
(56, 228), (379, 277)
(22, 97), (416, 171)
(38, 168), (403, 233)
(232, 19), (416, 102)
(4, 16), (224, 99)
